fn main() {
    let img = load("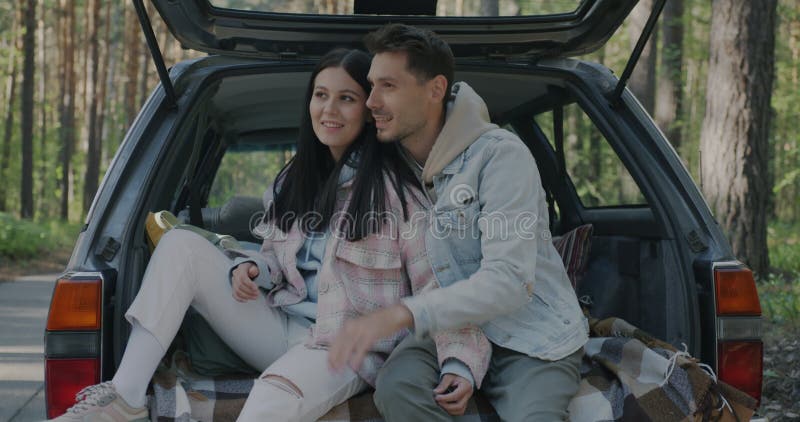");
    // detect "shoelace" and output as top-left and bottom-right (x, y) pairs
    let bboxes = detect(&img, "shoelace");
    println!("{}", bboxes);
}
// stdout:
(661, 343), (733, 414)
(67, 382), (115, 413)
